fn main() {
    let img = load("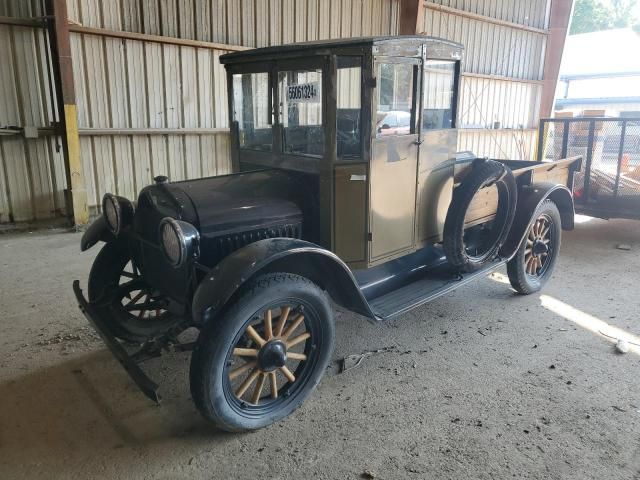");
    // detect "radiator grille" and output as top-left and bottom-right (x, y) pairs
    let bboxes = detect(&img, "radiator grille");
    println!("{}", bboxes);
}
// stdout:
(208, 223), (302, 265)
